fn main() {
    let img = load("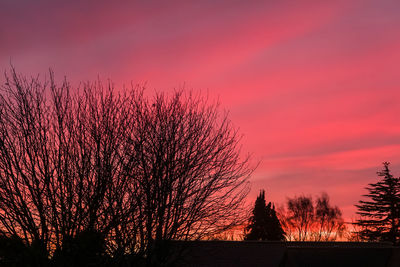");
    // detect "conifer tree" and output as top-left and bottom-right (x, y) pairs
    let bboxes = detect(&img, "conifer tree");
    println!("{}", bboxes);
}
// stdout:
(268, 203), (286, 241)
(355, 162), (400, 244)
(245, 190), (285, 241)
